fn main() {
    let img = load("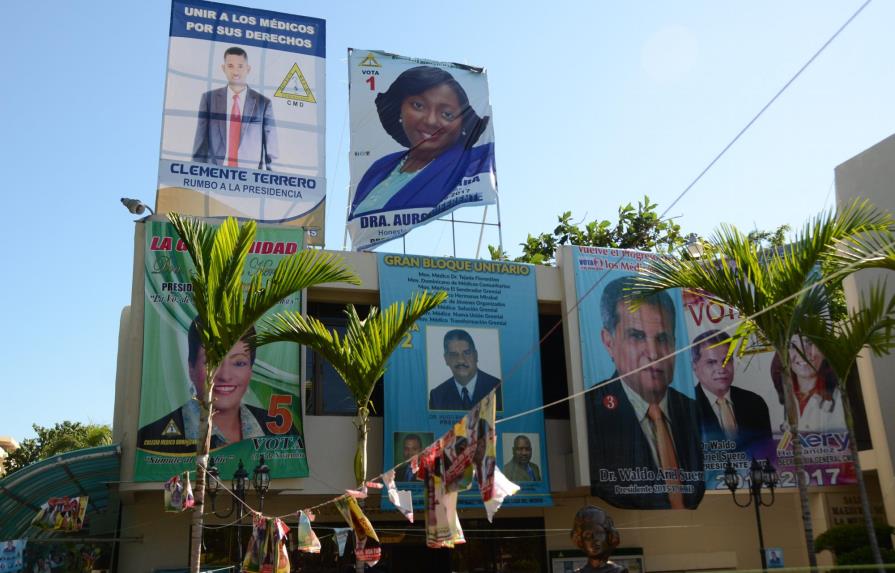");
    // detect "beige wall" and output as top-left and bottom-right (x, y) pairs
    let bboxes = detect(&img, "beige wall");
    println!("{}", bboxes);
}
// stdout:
(835, 133), (895, 530)
(119, 486), (851, 573)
